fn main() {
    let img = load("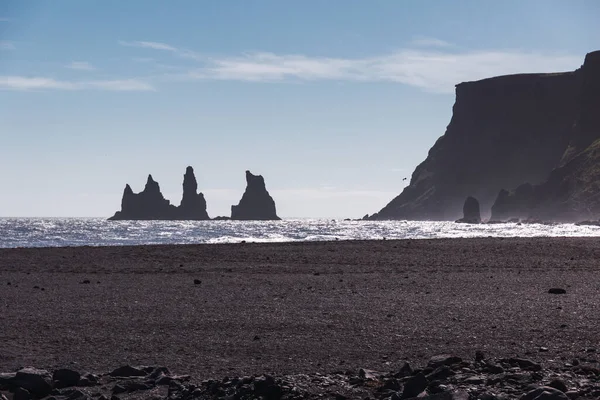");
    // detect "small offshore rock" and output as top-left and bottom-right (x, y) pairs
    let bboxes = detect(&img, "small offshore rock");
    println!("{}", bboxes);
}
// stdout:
(109, 365), (147, 377)
(53, 368), (81, 388)
(193, 279), (201, 285)
(520, 386), (569, 400)
(455, 196), (481, 224)
(548, 288), (566, 294)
